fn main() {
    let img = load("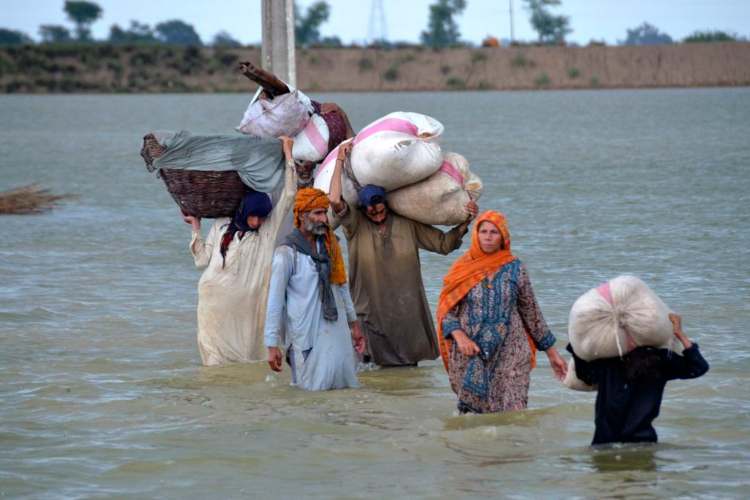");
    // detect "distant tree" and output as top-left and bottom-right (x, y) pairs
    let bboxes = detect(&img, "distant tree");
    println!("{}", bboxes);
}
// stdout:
(64, 1), (103, 41)
(317, 35), (342, 47)
(155, 19), (202, 46)
(524, 0), (571, 45)
(212, 31), (242, 47)
(109, 21), (158, 44)
(39, 25), (73, 43)
(295, 1), (330, 47)
(621, 22), (673, 45)
(684, 30), (737, 43)
(420, 0), (467, 48)
(0, 28), (33, 45)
